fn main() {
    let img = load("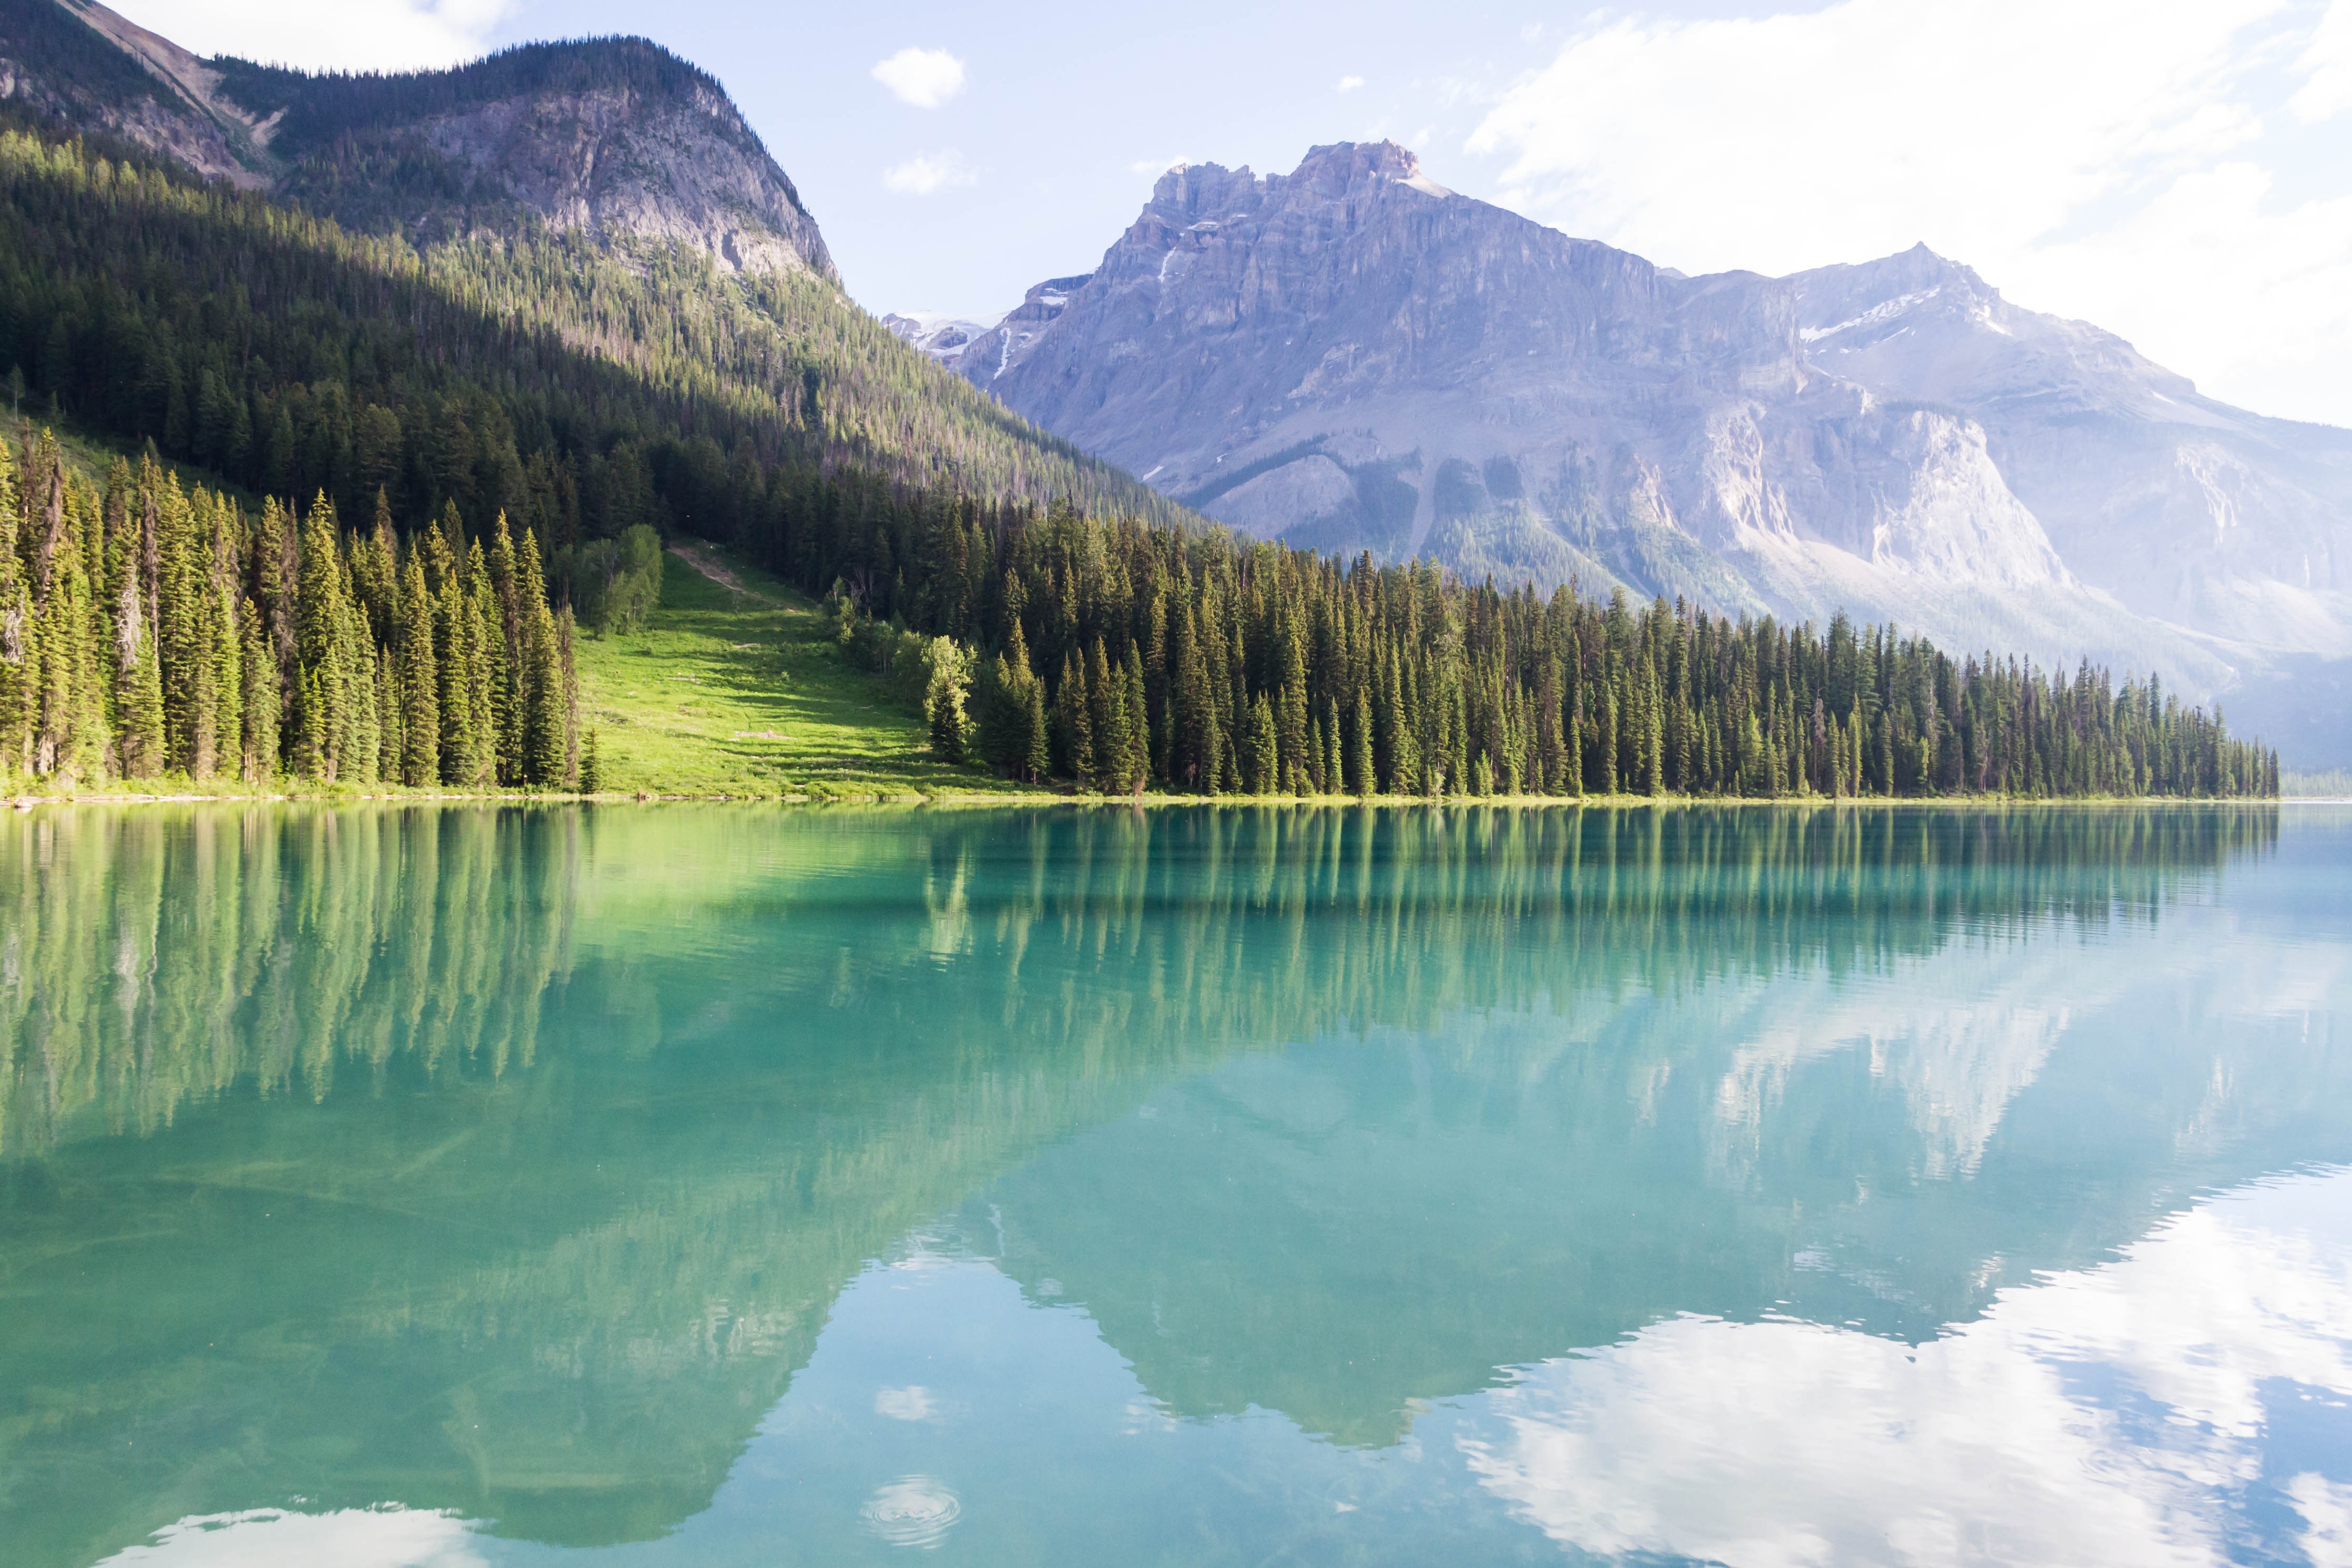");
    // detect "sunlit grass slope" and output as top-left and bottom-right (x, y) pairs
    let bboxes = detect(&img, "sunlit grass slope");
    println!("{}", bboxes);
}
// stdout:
(574, 542), (1034, 799)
